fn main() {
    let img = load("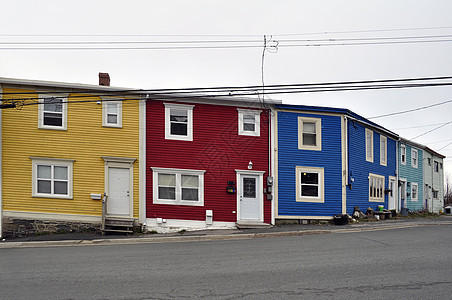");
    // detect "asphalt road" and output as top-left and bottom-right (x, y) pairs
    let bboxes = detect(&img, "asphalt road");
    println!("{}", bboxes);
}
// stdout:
(1, 225), (451, 299)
